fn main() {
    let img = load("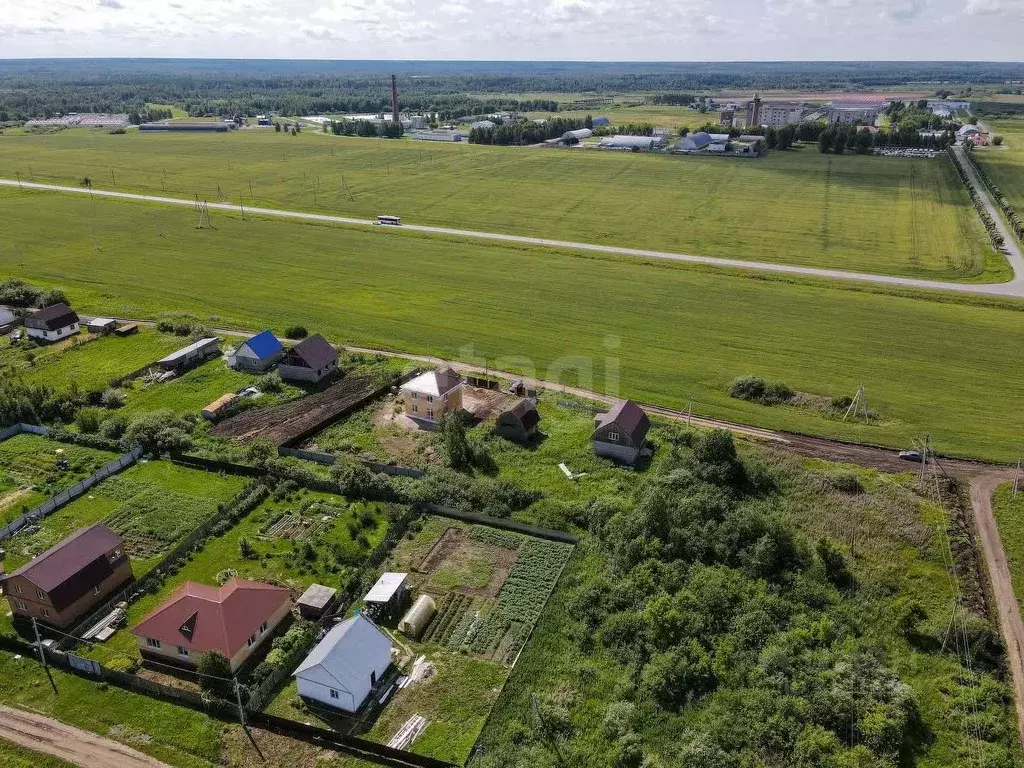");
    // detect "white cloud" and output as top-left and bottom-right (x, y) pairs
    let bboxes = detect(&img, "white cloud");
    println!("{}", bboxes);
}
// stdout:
(0, 0), (1022, 58)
